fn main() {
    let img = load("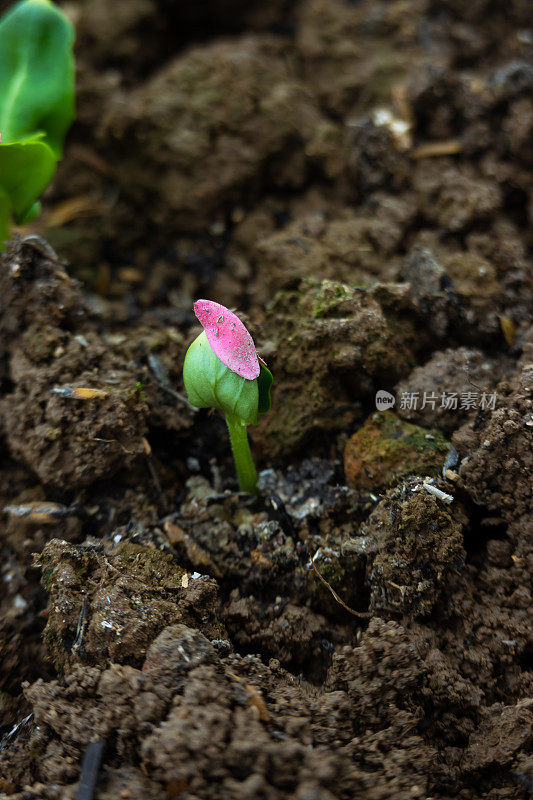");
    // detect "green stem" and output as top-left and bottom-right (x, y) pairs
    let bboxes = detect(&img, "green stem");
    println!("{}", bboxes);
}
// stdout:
(225, 413), (258, 495)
